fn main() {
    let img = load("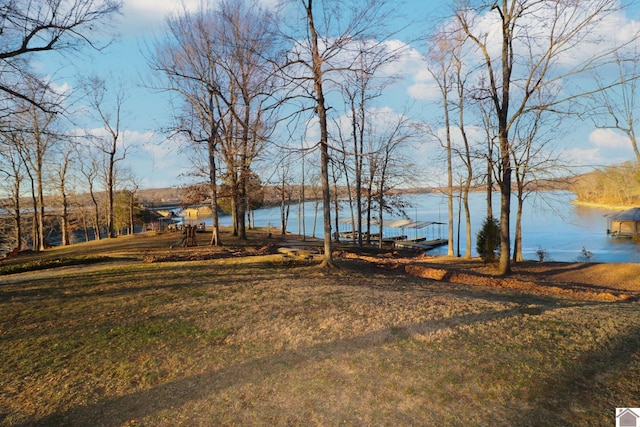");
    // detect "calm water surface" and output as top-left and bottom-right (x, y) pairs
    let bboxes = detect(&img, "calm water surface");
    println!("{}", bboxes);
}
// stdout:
(203, 191), (640, 263)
